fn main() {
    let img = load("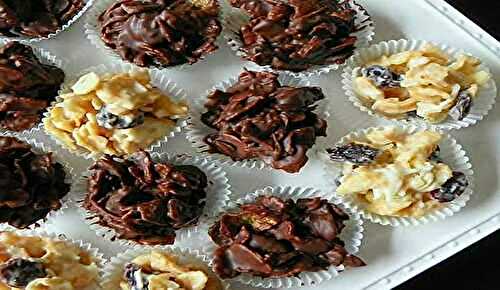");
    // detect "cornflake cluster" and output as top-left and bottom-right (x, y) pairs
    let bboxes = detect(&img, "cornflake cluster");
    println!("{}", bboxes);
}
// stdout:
(327, 128), (469, 217)
(354, 44), (491, 123)
(44, 70), (188, 155)
(230, 0), (359, 72)
(119, 251), (223, 290)
(201, 70), (327, 173)
(83, 151), (208, 245)
(99, 0), (222, 67)
(209, 196), (365, 278)
(0, 42), (65, 131)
